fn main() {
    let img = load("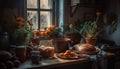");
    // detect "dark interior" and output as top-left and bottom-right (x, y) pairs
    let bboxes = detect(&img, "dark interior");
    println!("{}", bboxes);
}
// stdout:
(0, 0), (120, 69)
